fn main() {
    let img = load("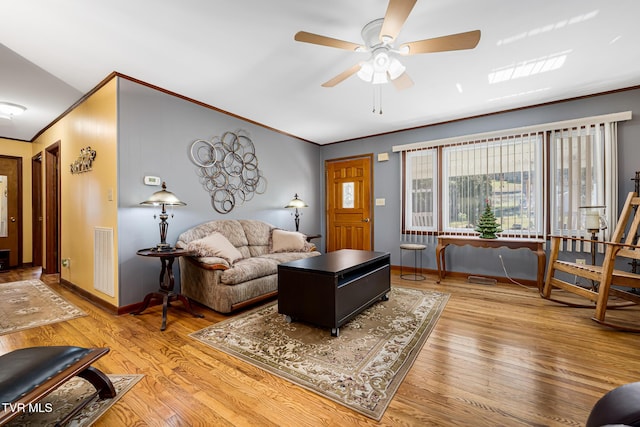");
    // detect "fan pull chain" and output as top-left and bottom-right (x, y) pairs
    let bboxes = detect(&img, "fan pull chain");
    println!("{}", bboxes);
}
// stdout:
(372, 88), (376, 113)
(372, 86), (383, 115)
